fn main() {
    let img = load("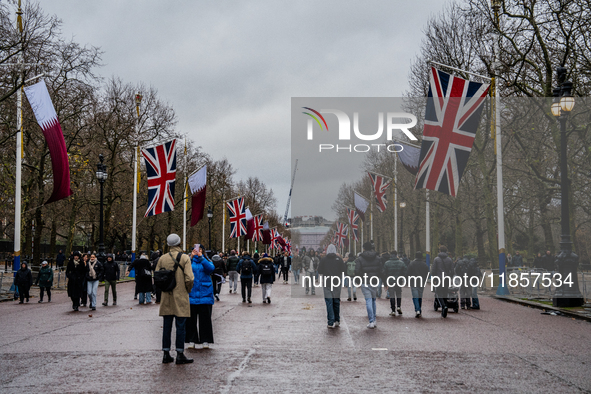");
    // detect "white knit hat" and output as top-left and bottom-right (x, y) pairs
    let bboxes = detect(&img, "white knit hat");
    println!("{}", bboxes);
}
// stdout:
(167, 233), (181, 246)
